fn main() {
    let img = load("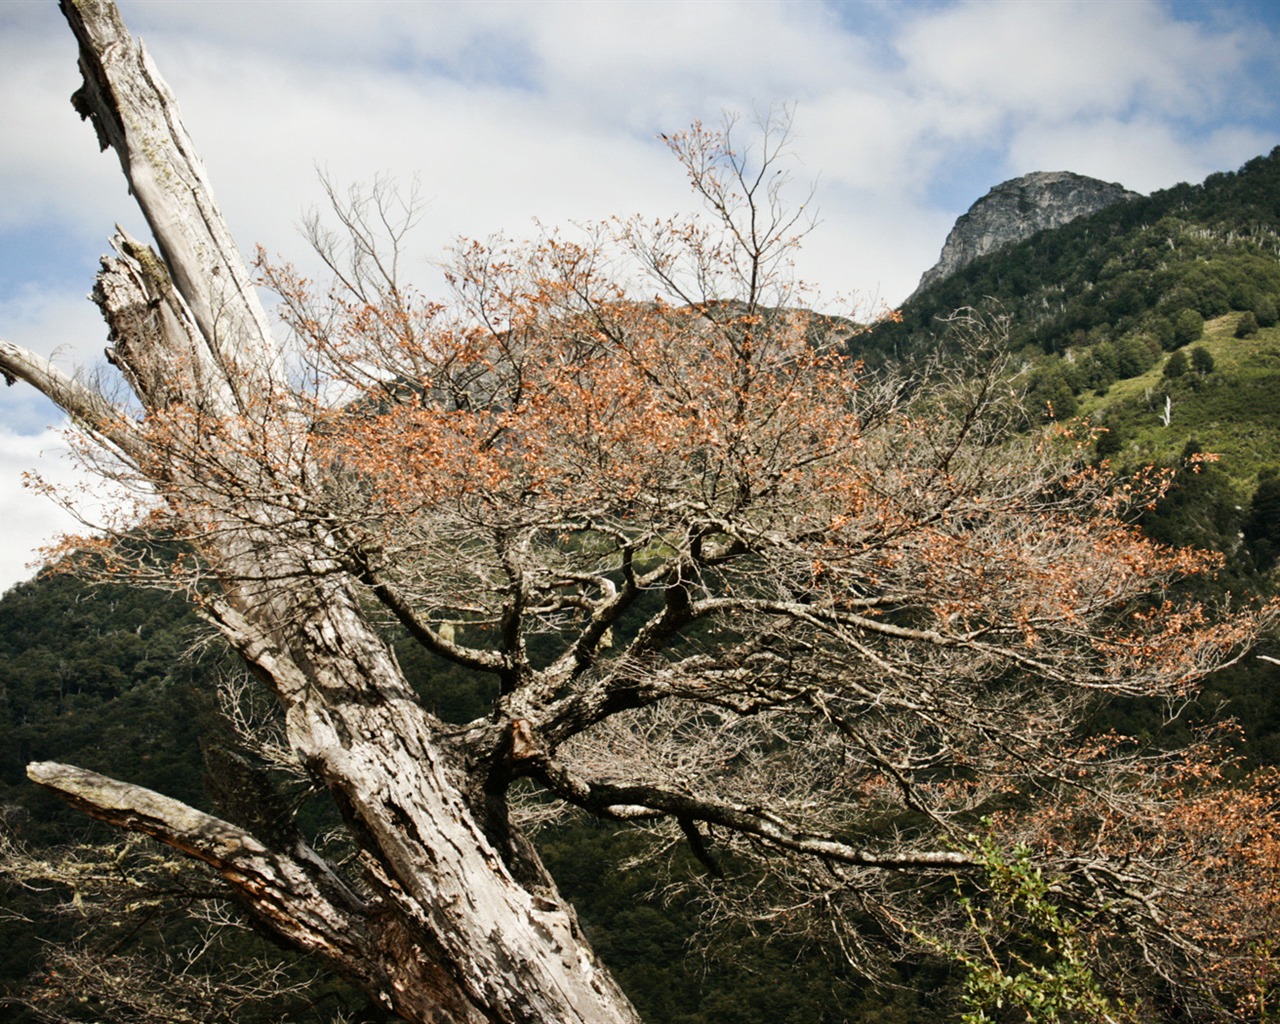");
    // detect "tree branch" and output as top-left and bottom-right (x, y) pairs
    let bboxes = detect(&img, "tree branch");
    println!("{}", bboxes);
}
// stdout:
(531, 755), (973, 871)
(0, 339), (144, 463)
(24, 759), (505, 1023)
(61, 0), (281, 392)
(27, 761), (365, 925)
(346, 547), (507, 674)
